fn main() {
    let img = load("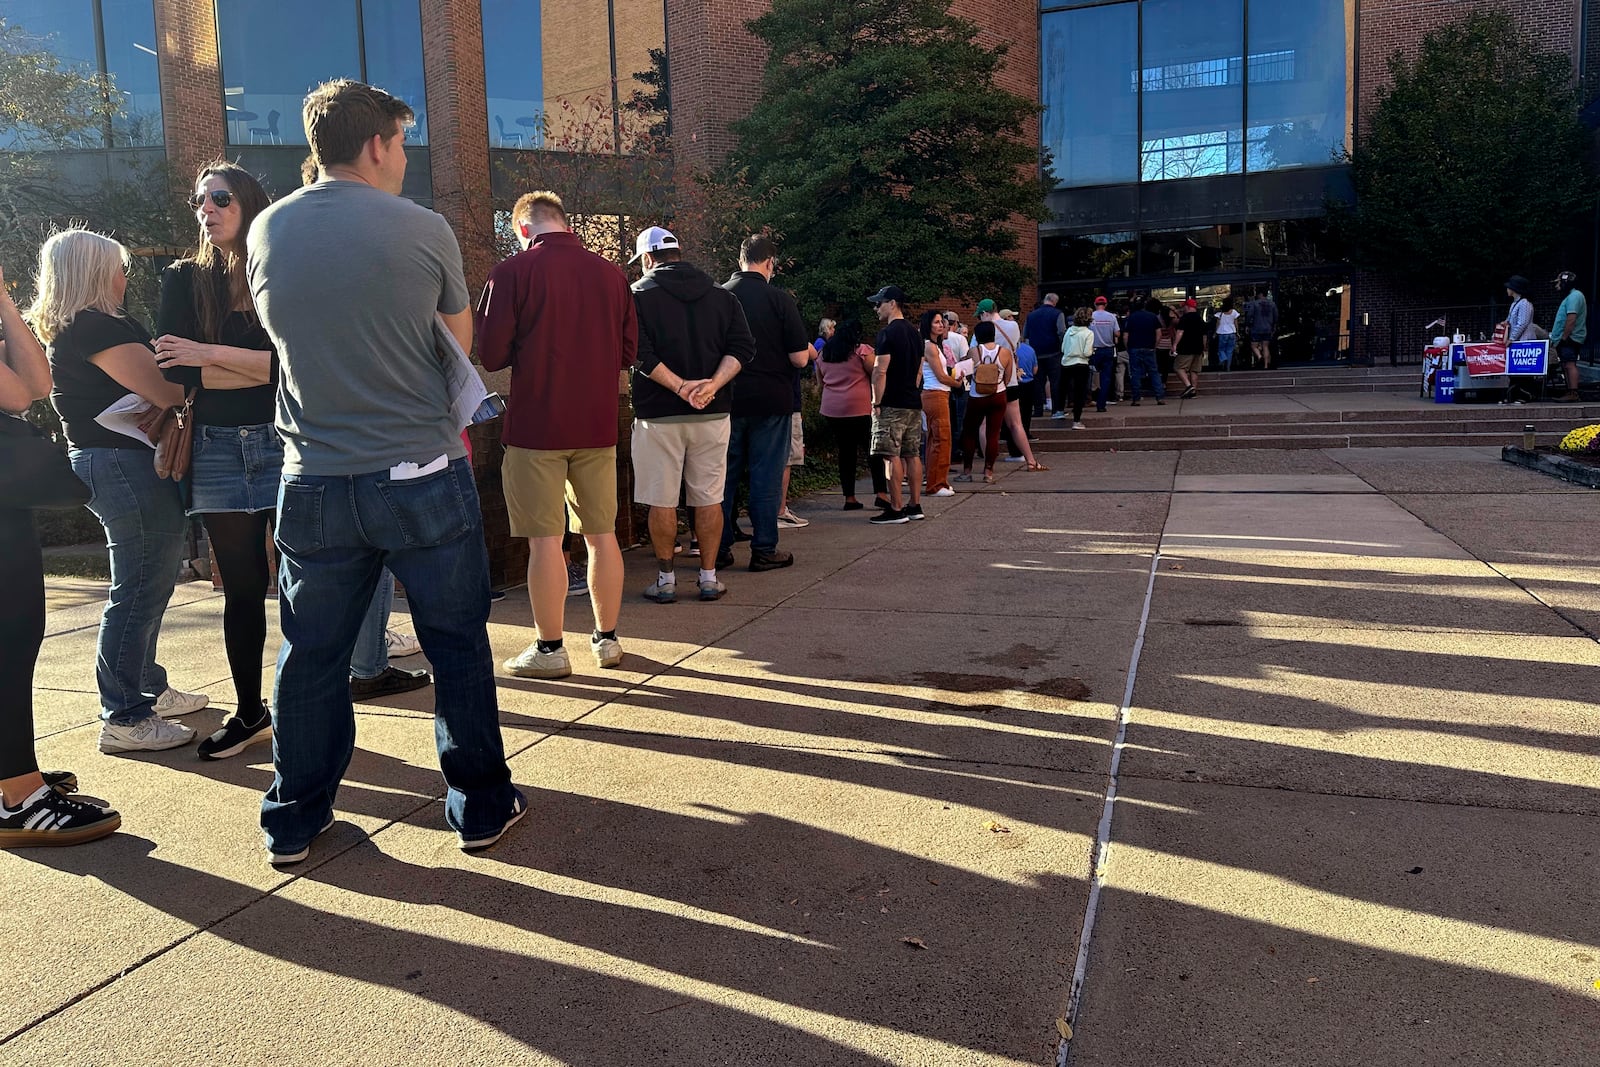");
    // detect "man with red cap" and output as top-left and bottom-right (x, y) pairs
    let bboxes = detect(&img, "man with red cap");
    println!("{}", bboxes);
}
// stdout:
(1172, 297), (1207, 399)
(1089, 296), (1120, 412)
